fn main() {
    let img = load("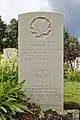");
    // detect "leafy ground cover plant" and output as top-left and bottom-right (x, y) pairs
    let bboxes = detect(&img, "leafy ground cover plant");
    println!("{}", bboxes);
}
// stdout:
(0, 54), (31, 120)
